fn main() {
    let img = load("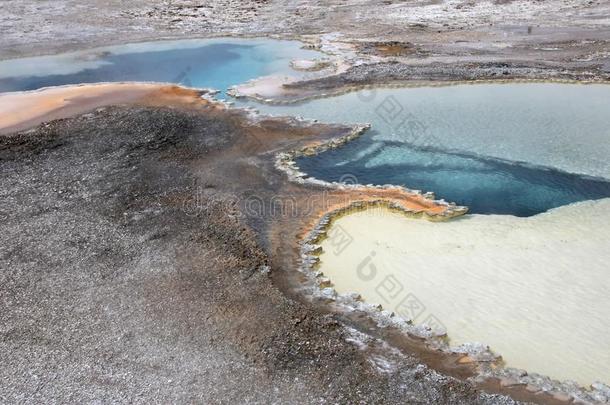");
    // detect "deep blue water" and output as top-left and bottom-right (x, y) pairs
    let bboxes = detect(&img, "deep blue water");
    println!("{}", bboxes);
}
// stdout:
(295, 132), (610, 217)
(248, 84), (610, 217)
